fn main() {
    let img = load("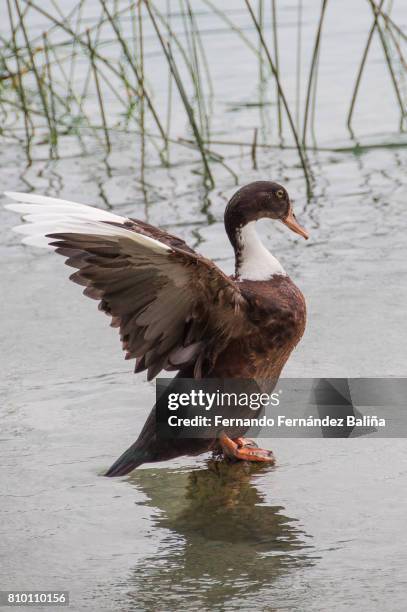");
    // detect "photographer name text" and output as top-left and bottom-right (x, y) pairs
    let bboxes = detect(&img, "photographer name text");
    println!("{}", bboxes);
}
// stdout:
(167, 414), (386, 428)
